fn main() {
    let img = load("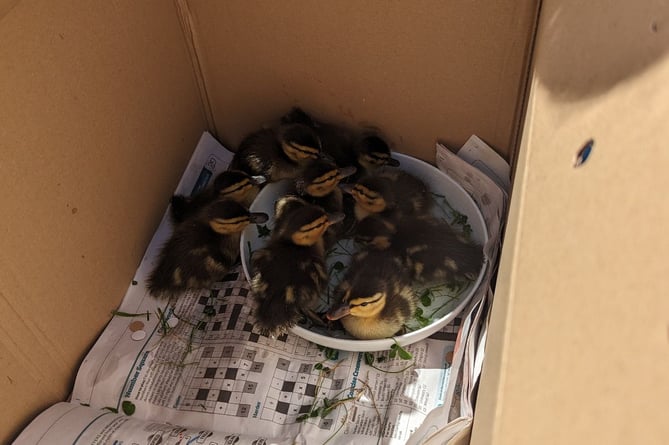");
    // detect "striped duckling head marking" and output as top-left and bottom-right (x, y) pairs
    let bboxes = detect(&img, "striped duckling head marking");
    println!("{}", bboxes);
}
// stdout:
(296, 159), (357, 198)
(355, 134), (399, 171)
(213, 169), (265, 205)
(279, 123), (321, 163)
(344, 176), (394, 219)
(206, 200), (269, 235)
(273, 196), (345, 246)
